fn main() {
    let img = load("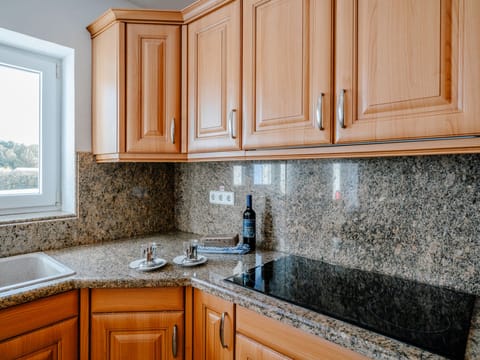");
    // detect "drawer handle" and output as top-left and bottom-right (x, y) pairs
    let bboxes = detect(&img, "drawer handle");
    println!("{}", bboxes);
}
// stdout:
(229, 110), (237, 139)
(337, 89), (346, 129)
(172, 324), (178, 357)
(220, 312), (228, 348)
(170, 118), (176, 144)
(316, 93), (324, 130)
